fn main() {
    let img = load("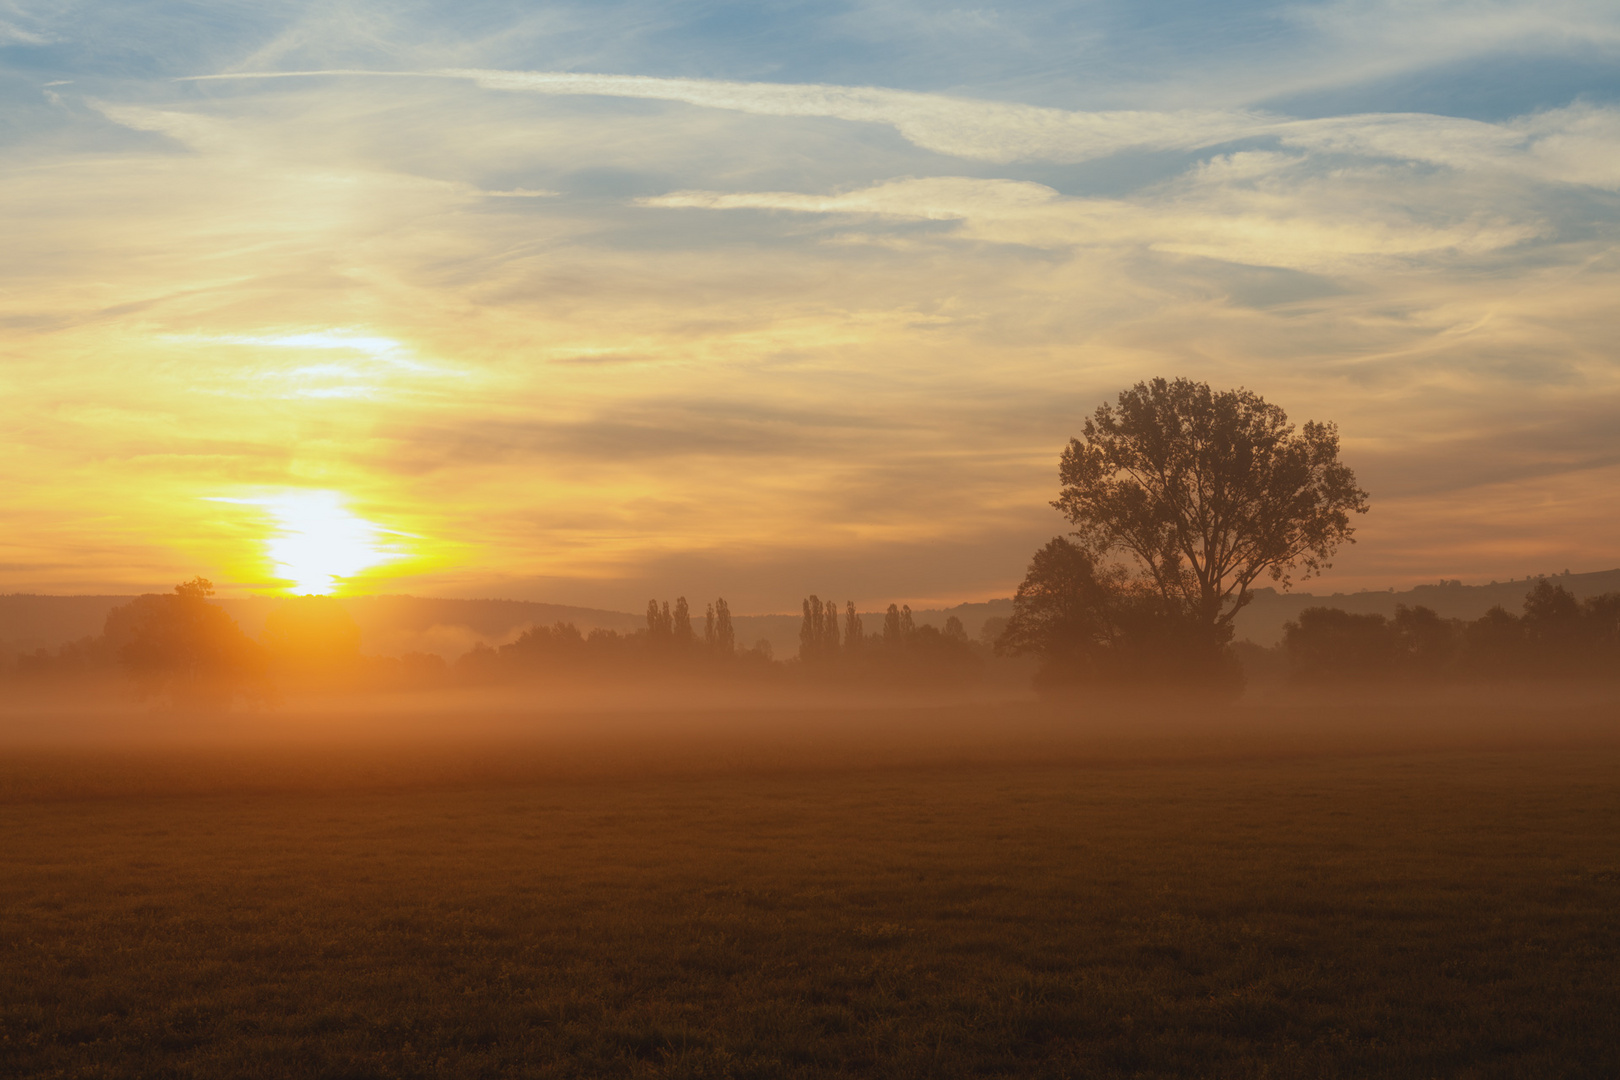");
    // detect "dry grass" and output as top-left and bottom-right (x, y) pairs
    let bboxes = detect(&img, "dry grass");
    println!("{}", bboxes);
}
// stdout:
(1, 701), (1618, 1078)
